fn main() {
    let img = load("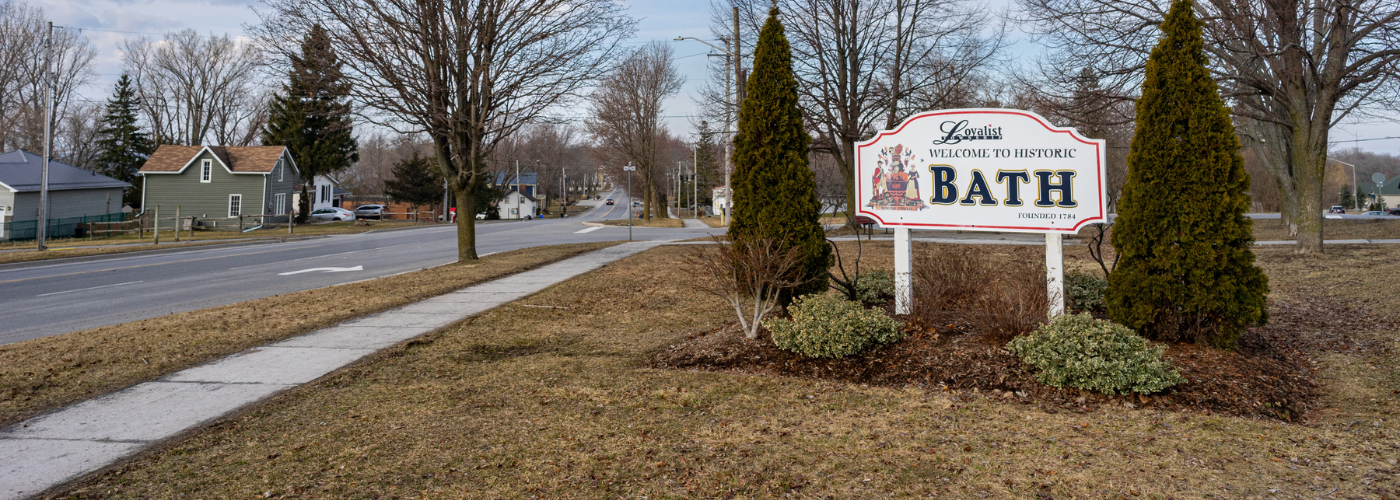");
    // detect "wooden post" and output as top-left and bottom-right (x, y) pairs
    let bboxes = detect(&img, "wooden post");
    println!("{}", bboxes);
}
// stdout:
(238, 214), (243, 233)
(190, 216), (196, 238)
(1046, 232), (1065, 318)
(174, 205), (180, 242)
(894, 227), (912, 315)
(152, 207), (159, 245)
(138, 211), (144, 240)
(288, 211), (293, 234)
